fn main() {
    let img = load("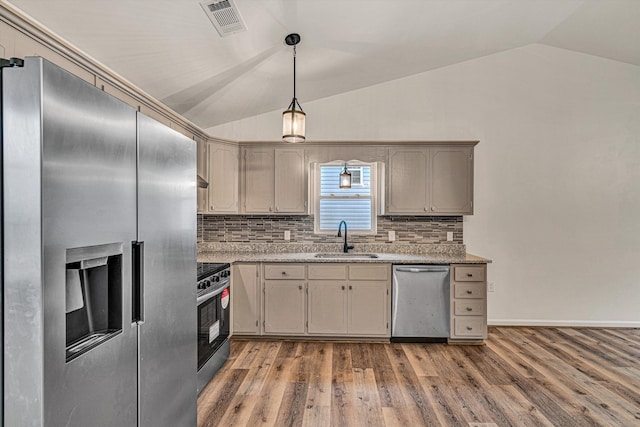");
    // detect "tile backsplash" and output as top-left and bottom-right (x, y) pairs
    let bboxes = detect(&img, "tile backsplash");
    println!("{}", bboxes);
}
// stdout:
(198, 215), (462, 245)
